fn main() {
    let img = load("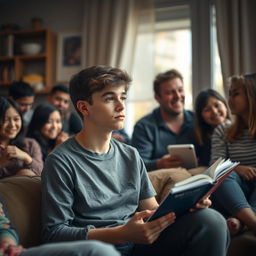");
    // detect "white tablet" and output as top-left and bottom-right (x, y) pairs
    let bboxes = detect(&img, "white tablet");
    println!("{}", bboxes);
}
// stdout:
(167, 144), (198, 169)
